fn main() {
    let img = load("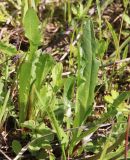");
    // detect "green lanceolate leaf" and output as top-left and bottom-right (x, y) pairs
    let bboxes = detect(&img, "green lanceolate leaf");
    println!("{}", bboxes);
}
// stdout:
(64, 77), (75, 101)
(74, 20), (100, 127)
(19, 8), (42, 123)
(23, 7), (41, 45)
(0, 41), (17, 56)
(19, 61), (32, 123)
(35, 54), (55, 90)
(69, 20), (100, 155)
(52, 63), (63, 91)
